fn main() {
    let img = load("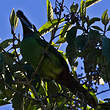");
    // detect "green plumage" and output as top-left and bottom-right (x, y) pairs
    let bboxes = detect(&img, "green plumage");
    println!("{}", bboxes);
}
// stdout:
(20, 32), (67, 79)
(17, 10), (97, 108)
